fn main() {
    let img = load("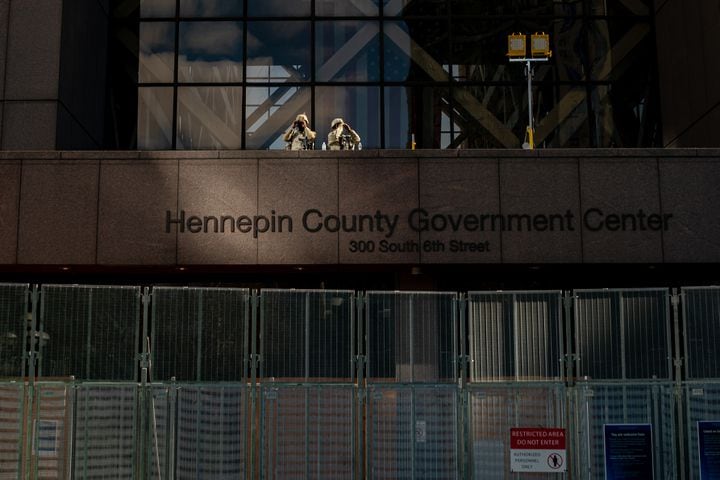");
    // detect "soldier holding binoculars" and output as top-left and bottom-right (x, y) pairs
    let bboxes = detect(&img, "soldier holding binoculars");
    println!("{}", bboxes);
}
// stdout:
(327, 118), (361, 150)
(283, 113), (316, 150)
